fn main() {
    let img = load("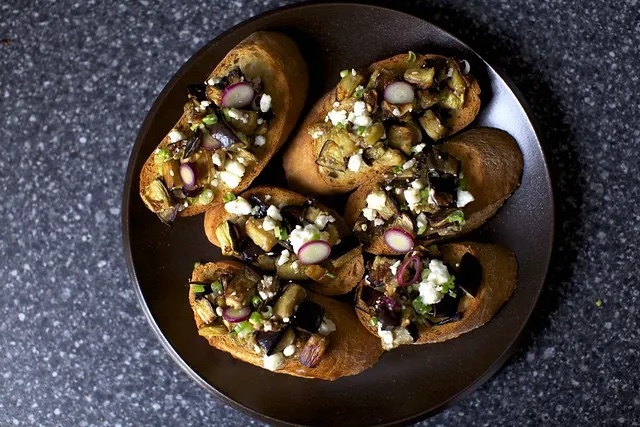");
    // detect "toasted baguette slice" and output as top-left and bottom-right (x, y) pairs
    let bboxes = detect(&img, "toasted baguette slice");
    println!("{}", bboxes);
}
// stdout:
(204, 186), (363, 295)
(283, 53), (481, 195)
(189, 261), (383, 380)
(355, 242), (517, 347)
(345, 127), (523, 255)
(140, 31), (308, 223)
